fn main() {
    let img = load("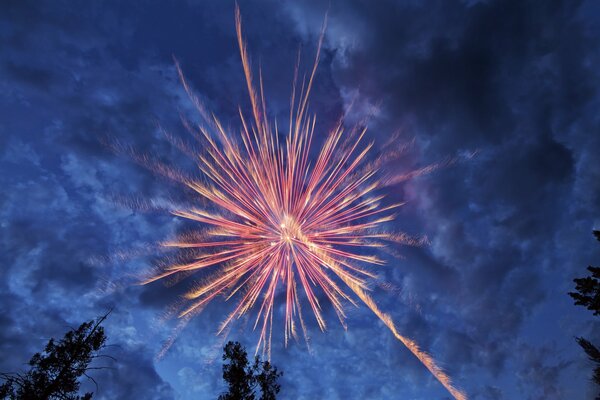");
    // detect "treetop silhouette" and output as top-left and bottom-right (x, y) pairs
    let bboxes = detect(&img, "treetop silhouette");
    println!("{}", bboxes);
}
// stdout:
(218, 341), (282, 400)
(0, 312), (111, 400)
(569, 230), (600, 397)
